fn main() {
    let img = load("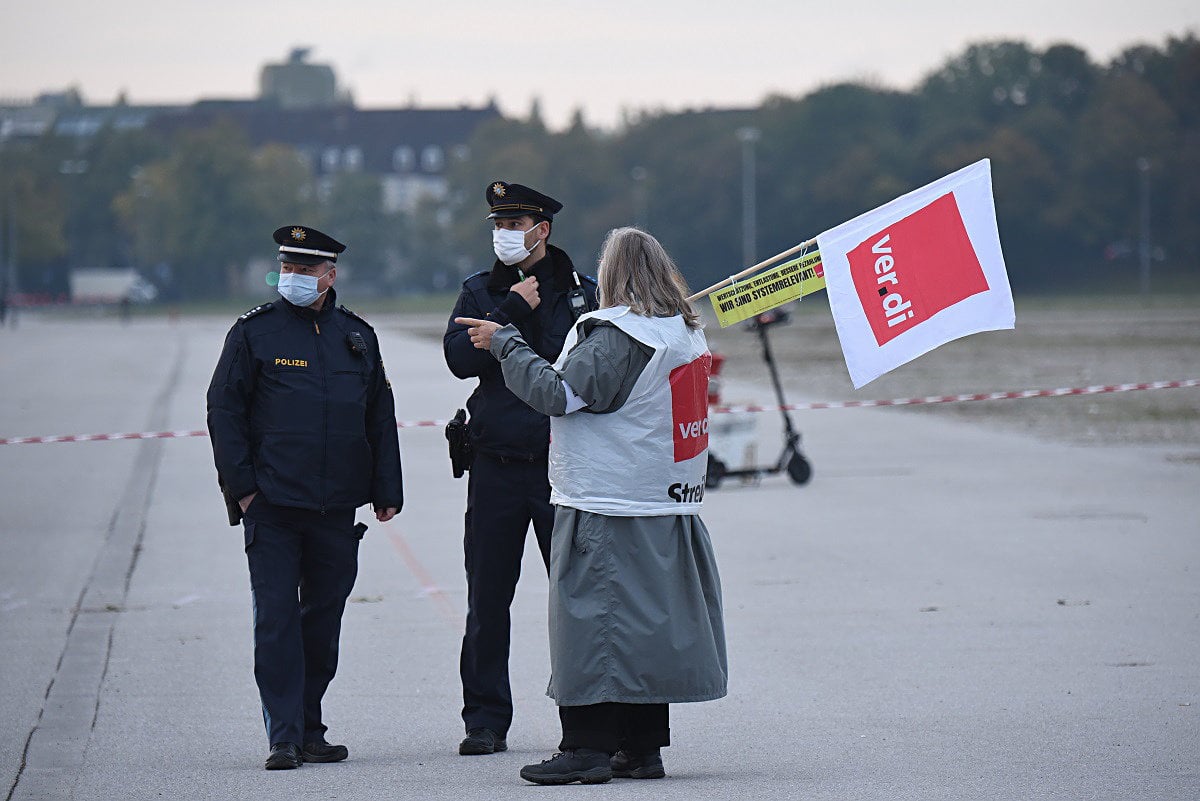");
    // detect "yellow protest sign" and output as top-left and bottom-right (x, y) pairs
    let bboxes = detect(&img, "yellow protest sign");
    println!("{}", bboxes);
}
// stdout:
(709, 249), (826, 327)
